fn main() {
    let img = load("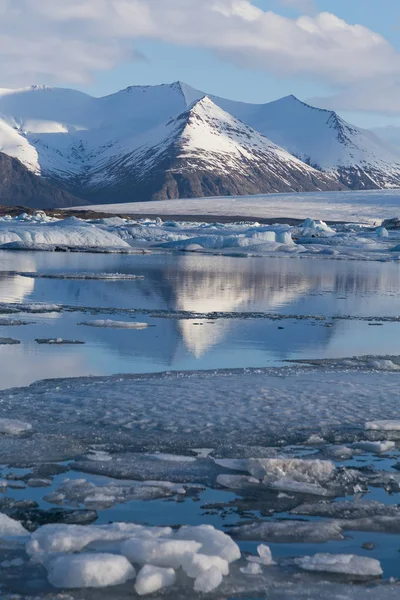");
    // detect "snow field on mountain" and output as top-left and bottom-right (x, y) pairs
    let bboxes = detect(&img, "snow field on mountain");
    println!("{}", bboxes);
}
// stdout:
(1, 82), (400, 201)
